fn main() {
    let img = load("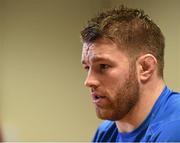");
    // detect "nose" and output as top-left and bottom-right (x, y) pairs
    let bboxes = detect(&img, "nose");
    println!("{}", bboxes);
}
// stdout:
(84, 72), (99, 88)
